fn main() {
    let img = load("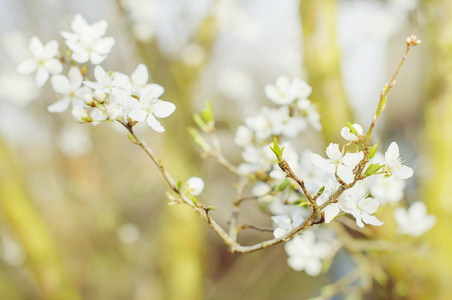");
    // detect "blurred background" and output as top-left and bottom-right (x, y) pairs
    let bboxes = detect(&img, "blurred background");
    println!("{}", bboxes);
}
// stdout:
(0, 0), (450, 299)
